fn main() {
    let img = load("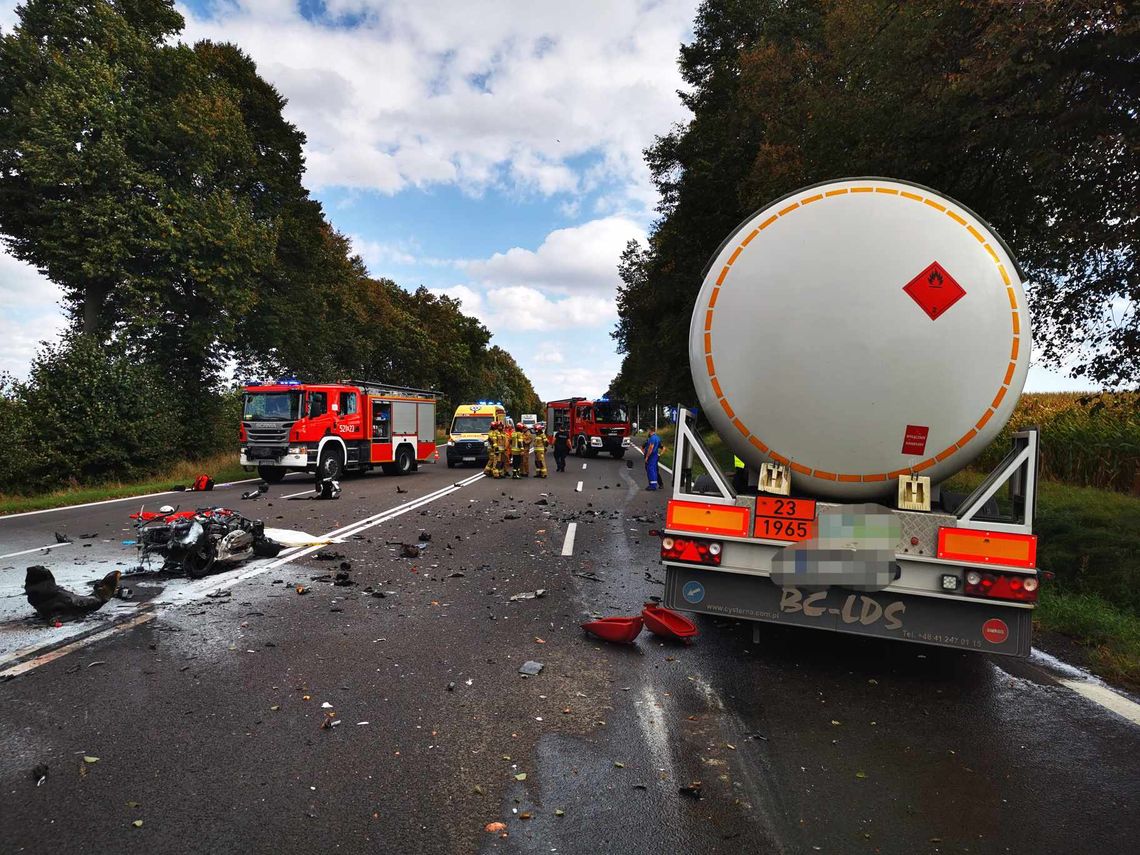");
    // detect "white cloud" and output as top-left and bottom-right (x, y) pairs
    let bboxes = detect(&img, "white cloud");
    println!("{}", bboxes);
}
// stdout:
(175, 0), (696, 212)
(532, 351), (564, 364)
(465, 216), (645, 295)
(0, 249), (68, 378)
